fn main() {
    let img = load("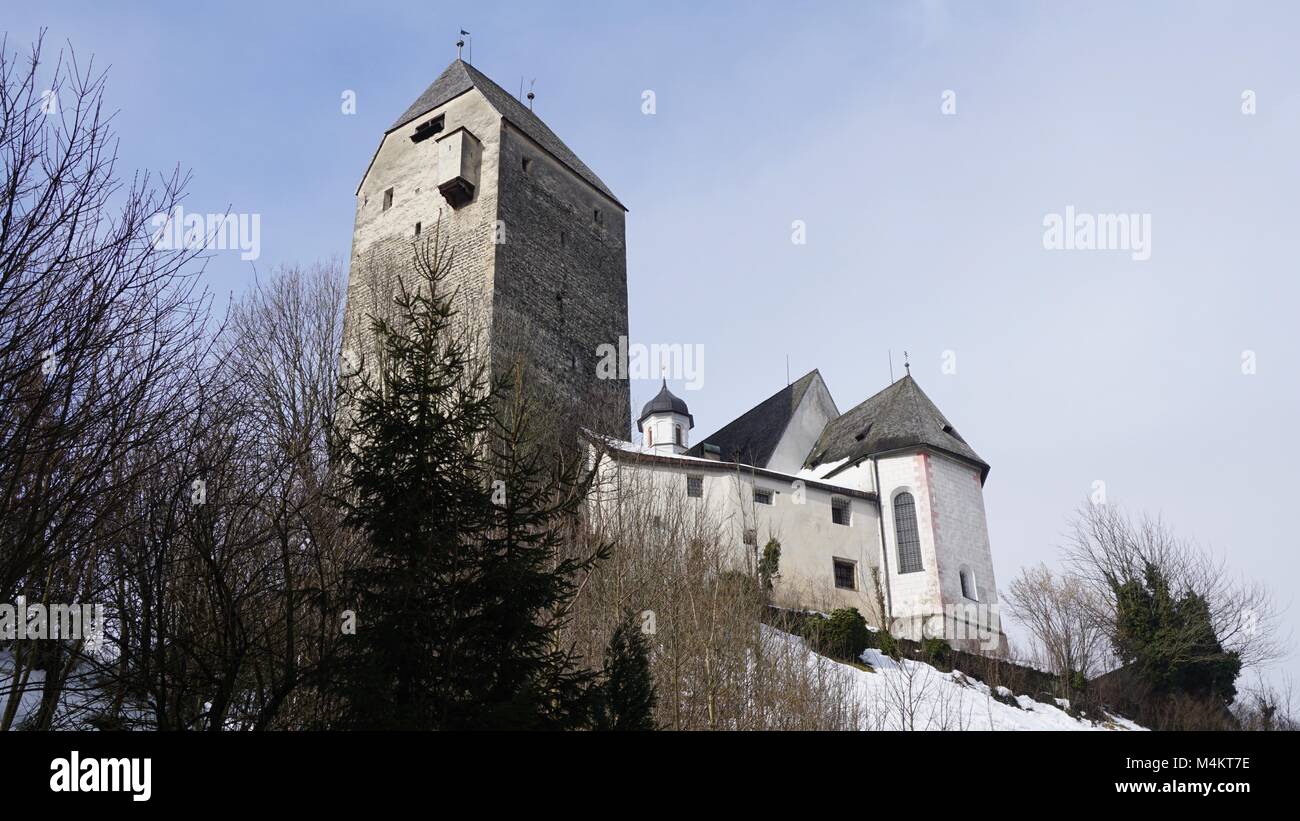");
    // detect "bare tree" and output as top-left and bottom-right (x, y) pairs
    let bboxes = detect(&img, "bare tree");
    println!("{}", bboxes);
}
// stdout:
(572, 461), (871, 729)
(1002, 563), (1109, 688)
(1063, 503), (1285, 675)
(93, 261), (352, 731)
(0, 33), (210, 730)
